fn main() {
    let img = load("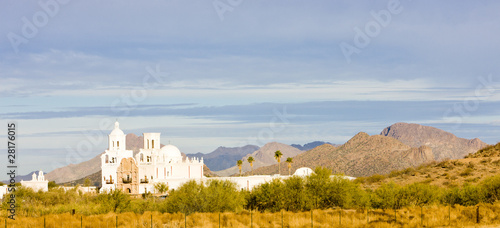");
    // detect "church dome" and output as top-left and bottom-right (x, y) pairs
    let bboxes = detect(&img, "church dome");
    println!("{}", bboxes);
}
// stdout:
(110, 121), (124, 135)
(293, 167), (314, 176)
(160, 144), (182, 158)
